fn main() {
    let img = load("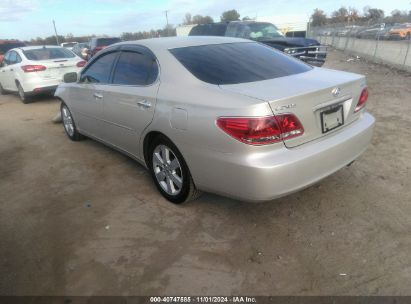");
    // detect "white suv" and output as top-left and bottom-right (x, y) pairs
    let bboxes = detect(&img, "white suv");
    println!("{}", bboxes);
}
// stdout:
(0, 45), (85, 103)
